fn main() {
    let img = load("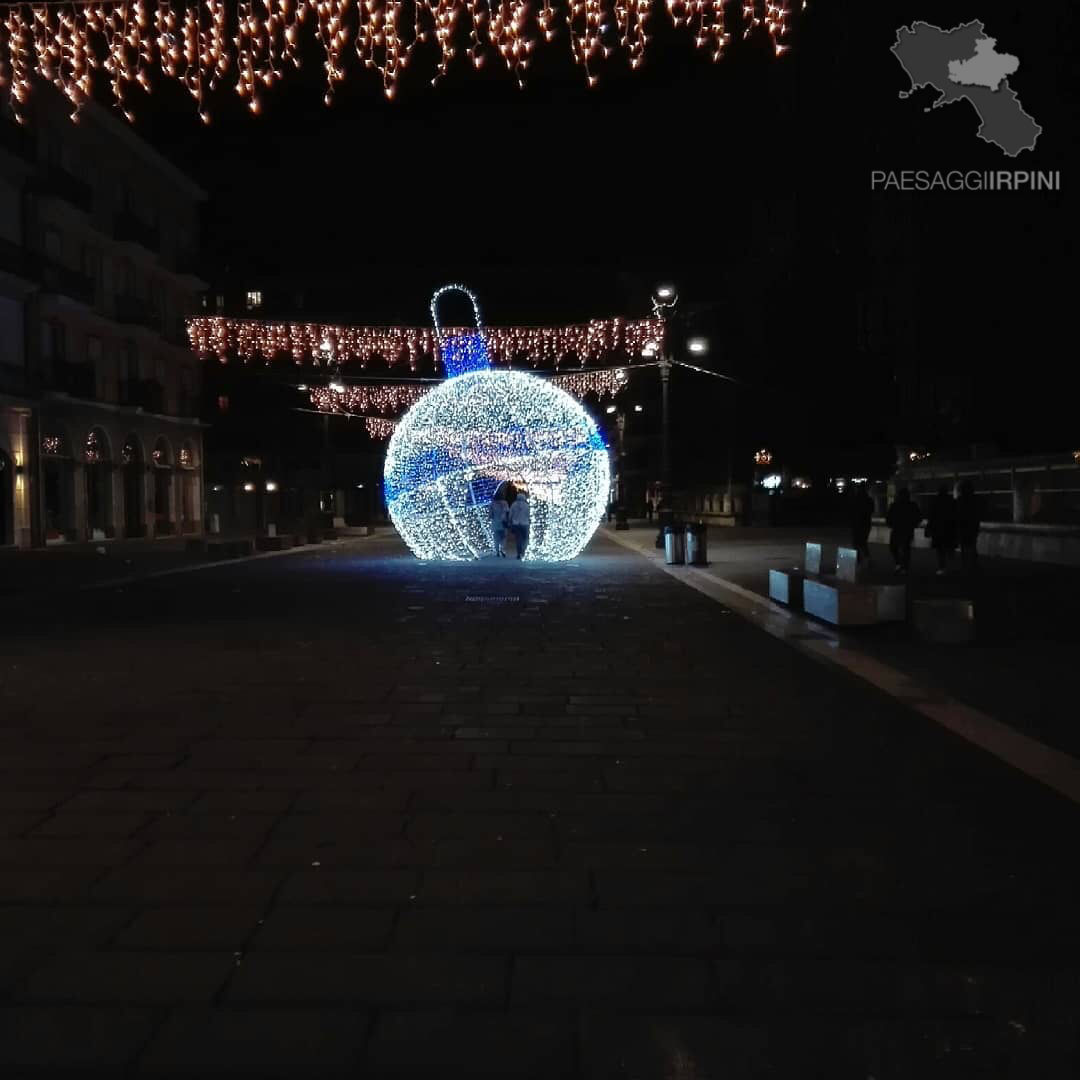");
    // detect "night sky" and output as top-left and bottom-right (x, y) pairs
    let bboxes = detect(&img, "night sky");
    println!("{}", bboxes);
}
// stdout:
(127, 0), (1076, 482)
